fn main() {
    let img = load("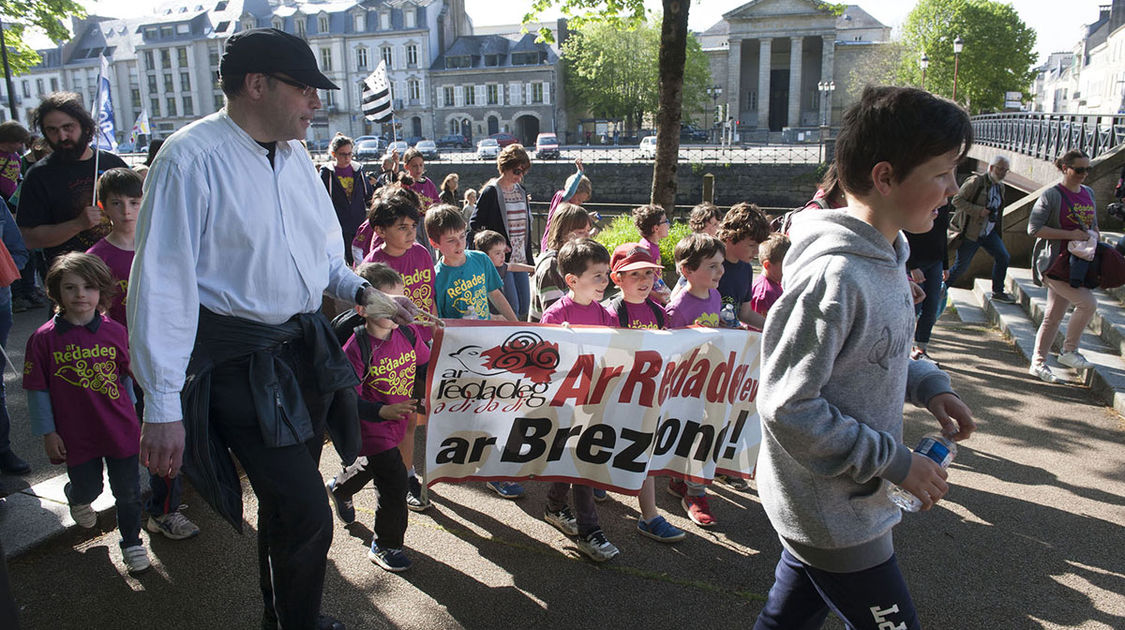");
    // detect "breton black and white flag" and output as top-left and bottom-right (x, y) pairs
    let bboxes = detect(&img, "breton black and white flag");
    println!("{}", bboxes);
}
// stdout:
(362, 60), (393, 122)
